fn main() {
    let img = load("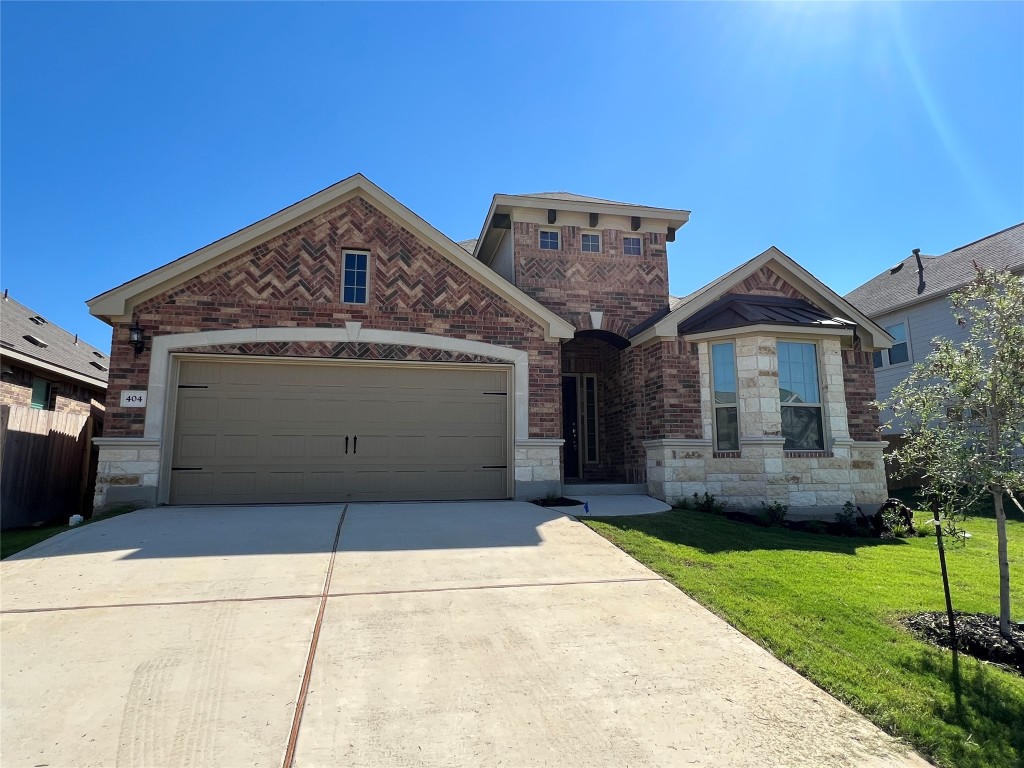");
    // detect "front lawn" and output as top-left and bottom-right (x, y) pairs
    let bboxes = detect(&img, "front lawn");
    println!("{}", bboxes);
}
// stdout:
(583, 506), (1024, 768)
(1, 504), (141, 560)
